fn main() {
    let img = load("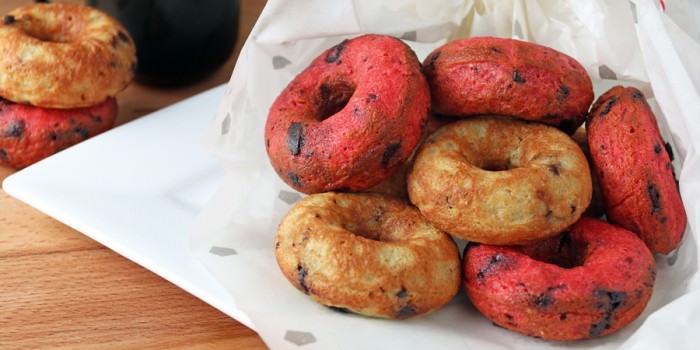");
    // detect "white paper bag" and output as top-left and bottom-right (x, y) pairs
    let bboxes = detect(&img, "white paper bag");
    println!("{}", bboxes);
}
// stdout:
(192, 0), (700, 348)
